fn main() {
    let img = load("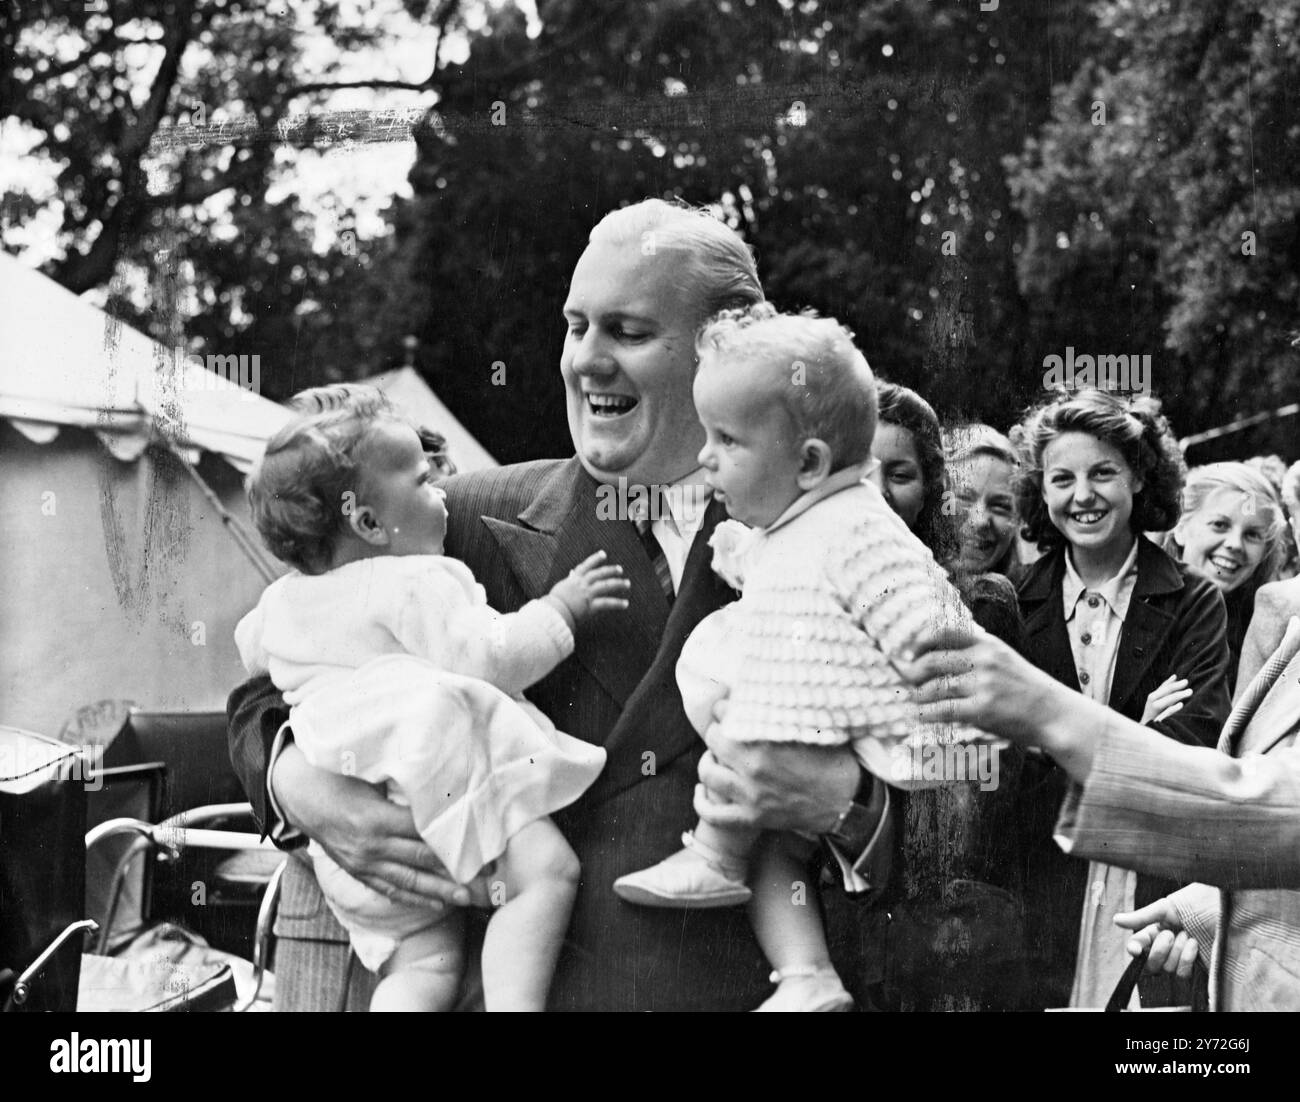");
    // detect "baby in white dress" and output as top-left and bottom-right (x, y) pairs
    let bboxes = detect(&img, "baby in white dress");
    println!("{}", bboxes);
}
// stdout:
(613, 305), (999, 1011)
(236, 400), (628, 1011)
